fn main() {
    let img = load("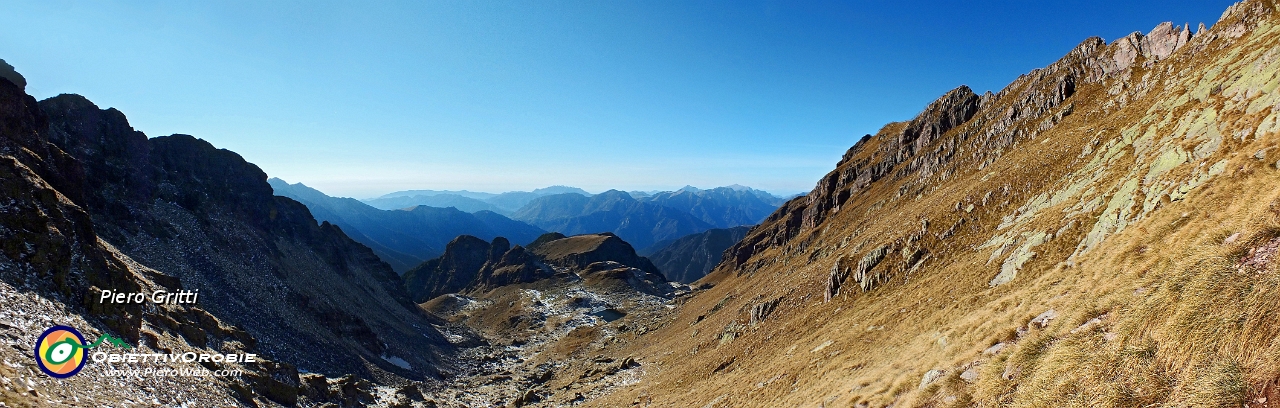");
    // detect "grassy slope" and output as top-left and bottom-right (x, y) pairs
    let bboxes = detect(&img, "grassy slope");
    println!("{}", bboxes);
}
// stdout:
(587, 2), (1280, 407)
